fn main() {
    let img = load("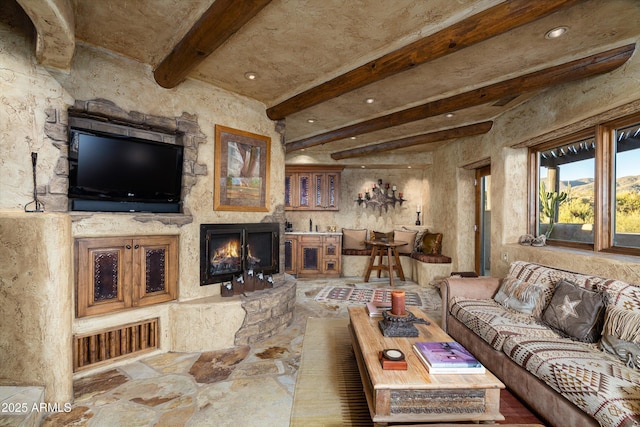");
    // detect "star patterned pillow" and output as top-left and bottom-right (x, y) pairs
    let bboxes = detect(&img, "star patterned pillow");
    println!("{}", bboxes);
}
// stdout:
(541, 279), (607, 343)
